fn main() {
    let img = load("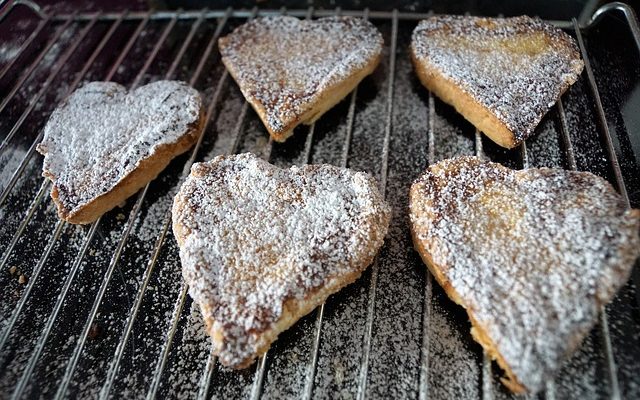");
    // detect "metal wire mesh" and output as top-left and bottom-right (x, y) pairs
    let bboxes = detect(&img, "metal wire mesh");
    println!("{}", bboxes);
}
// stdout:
(0, 1), (639, 398)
